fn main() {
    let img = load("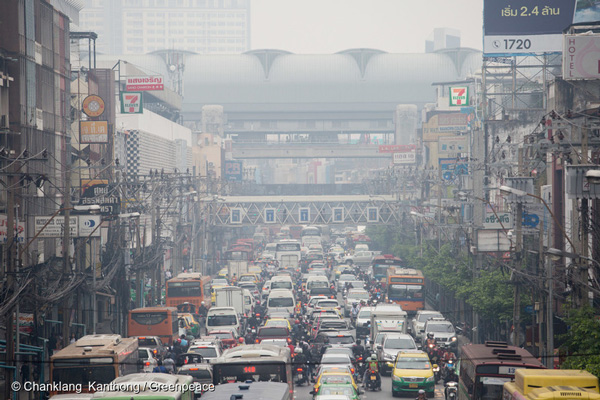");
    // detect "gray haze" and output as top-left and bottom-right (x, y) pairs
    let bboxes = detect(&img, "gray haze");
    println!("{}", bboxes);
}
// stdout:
(251, 0), (483, 54)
